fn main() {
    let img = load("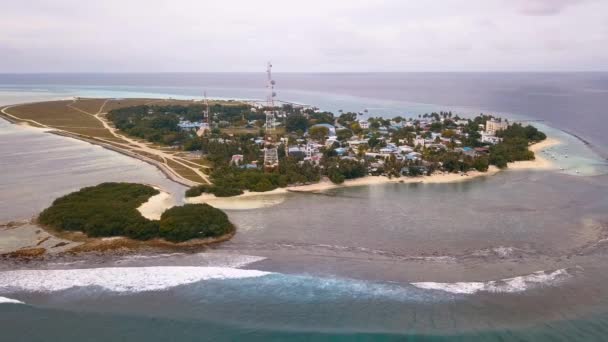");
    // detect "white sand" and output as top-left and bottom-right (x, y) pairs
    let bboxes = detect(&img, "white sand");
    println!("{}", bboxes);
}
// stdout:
(507, 137), (560, 170)
(177, 138), (562, 210)
(137, 189), (175, 220)
(185, 188), (288, 210)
